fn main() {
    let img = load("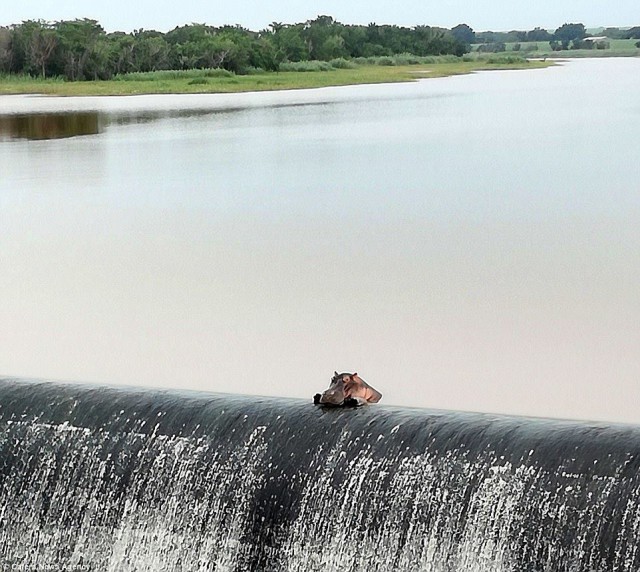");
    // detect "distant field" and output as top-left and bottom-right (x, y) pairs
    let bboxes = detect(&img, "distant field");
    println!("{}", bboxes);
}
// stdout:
(609, 38), (640, 50)
(0, 59), (552, 97)
(473, 38), (639, 58)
